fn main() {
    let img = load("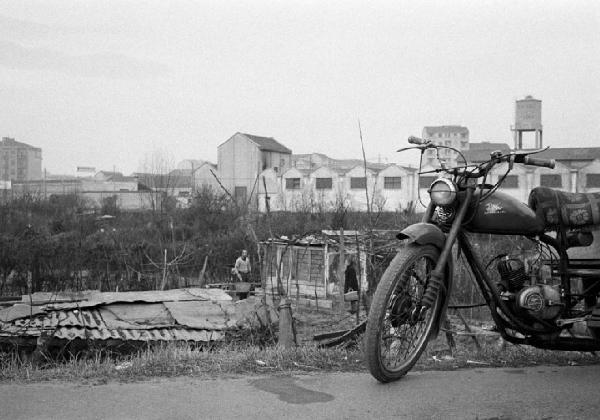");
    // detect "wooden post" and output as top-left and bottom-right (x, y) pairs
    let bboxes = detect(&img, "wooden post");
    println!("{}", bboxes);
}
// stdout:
(160, 249), (168, 290)
(354, 232), (362, 325)
(294, 247), (300, 307)
(198, 255), (208, 287)
(337, 228), (346, 314)
(277, 298), (295, 348)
